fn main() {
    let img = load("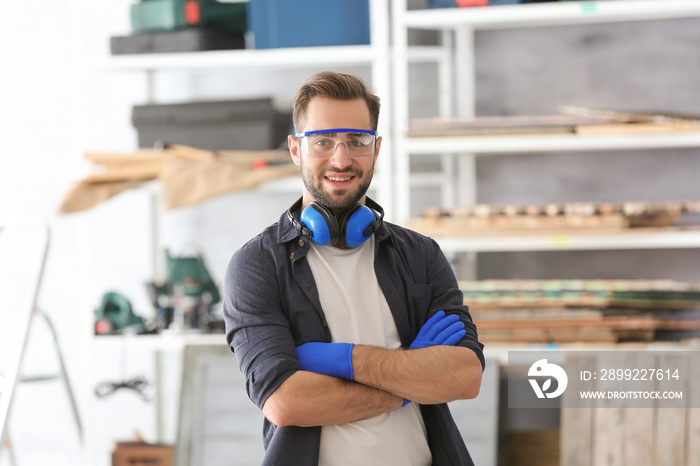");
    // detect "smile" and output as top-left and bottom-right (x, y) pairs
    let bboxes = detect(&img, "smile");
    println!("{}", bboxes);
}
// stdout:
(326, 176), (354, 182)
